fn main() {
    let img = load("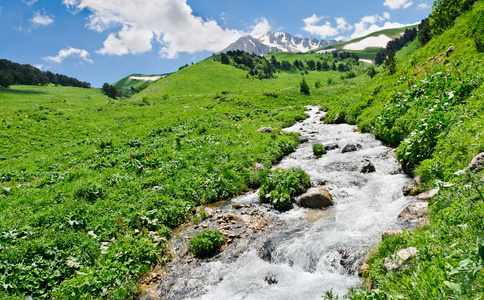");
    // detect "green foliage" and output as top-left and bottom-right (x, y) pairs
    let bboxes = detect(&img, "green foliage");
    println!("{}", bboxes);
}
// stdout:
(300, 77), (310, 95)
(384, 51), (396, 75)
(259, 168), (310, 211)
(312, 143), (326, 157)
(188, 230), (225, 257)
(430, 0), (477, 36)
